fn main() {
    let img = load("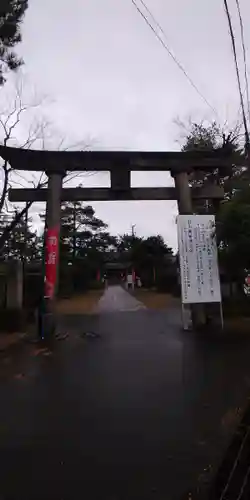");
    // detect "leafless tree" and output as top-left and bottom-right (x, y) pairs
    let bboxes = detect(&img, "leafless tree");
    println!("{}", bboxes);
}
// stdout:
(0, 77), (49, 213)
(0, 78), (97, 251)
